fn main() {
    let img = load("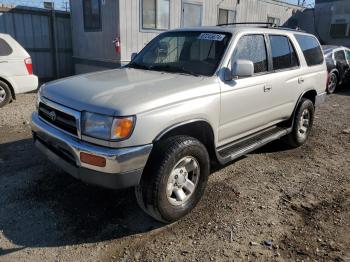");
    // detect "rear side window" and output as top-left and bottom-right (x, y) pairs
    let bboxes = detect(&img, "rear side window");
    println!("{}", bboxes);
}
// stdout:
(232, 34), (268, 74)
(294, 34), (323, 66)
(269, 35), (299, 70)
(0, 38), (12, 56)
